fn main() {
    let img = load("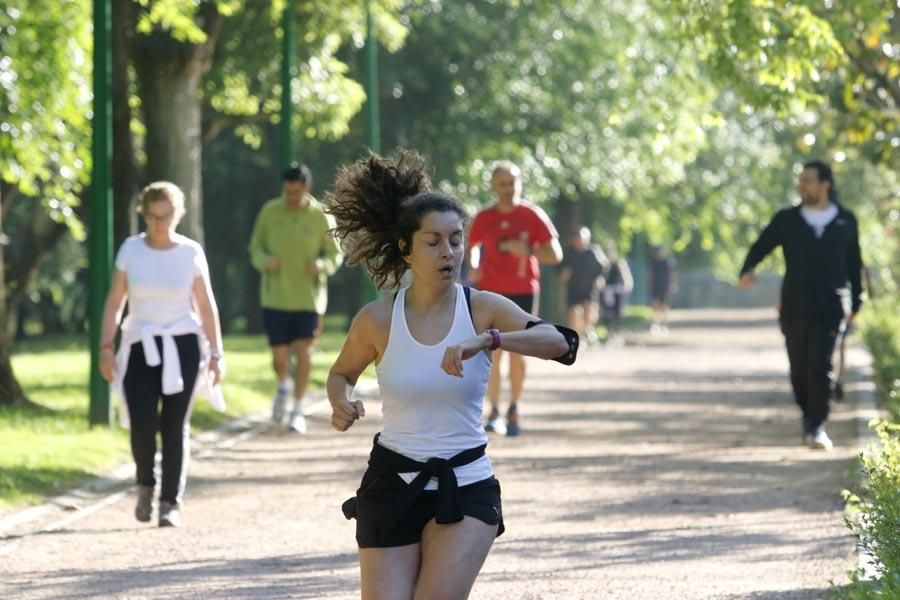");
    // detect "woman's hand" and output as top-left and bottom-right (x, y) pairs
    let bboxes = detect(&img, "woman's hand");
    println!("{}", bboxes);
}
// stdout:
(331, 397), (365, 432)
(441, 333), (490, 378)
(208, 356), (223, 386)
(99, 348), (116, 383)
